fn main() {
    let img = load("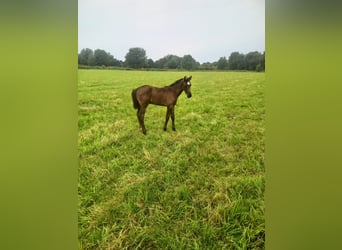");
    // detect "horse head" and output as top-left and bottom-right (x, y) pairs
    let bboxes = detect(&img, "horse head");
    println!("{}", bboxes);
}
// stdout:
(183, 76), (192, 98)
